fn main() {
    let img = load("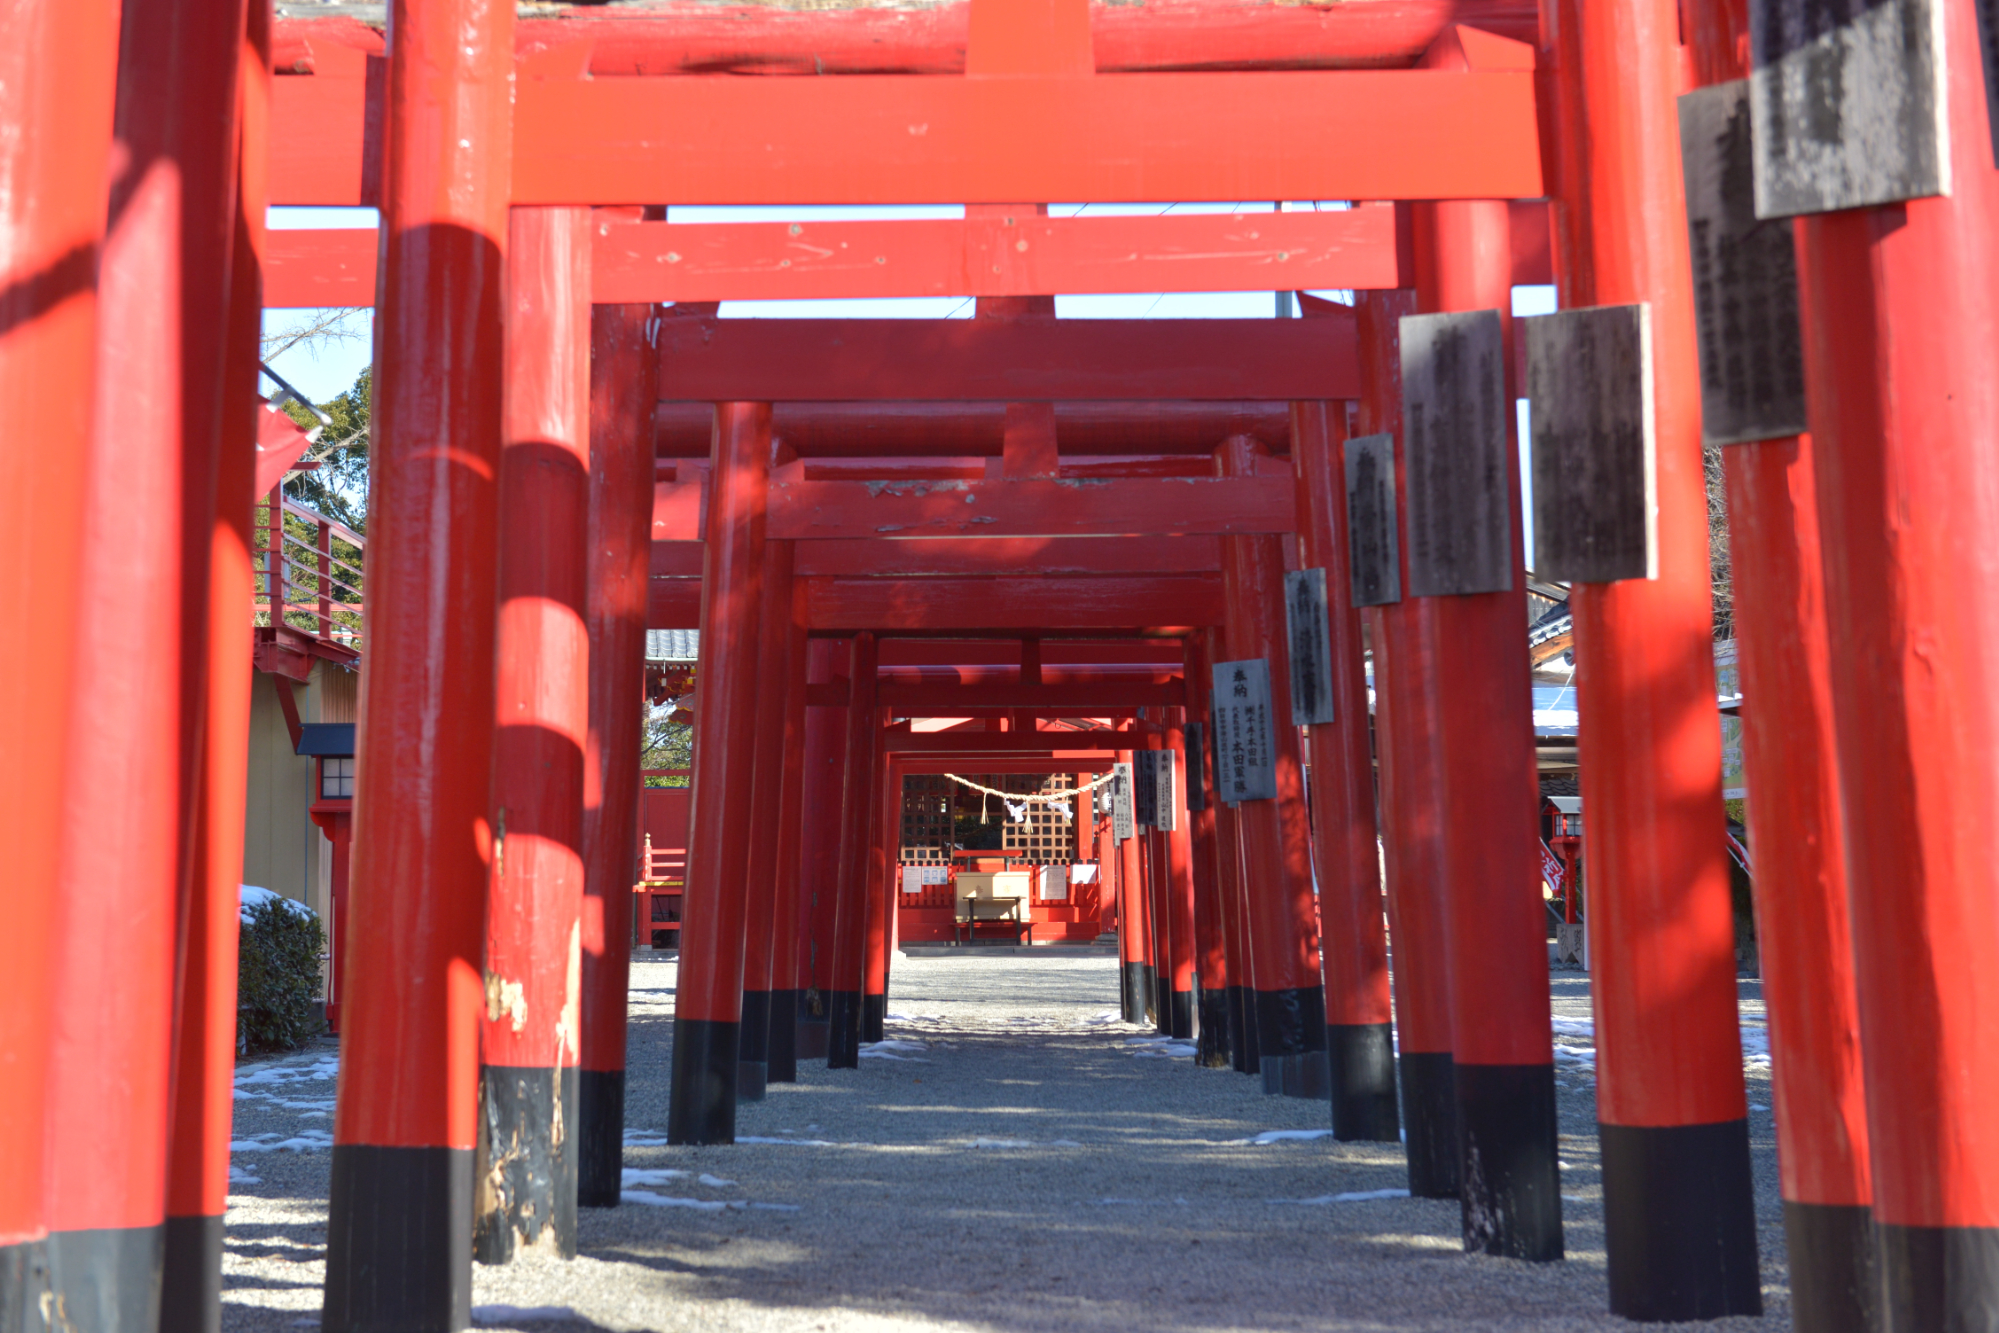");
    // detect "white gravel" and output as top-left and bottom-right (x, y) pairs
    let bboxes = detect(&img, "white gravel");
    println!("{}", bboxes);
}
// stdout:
(221, 953), (1793, 1331)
